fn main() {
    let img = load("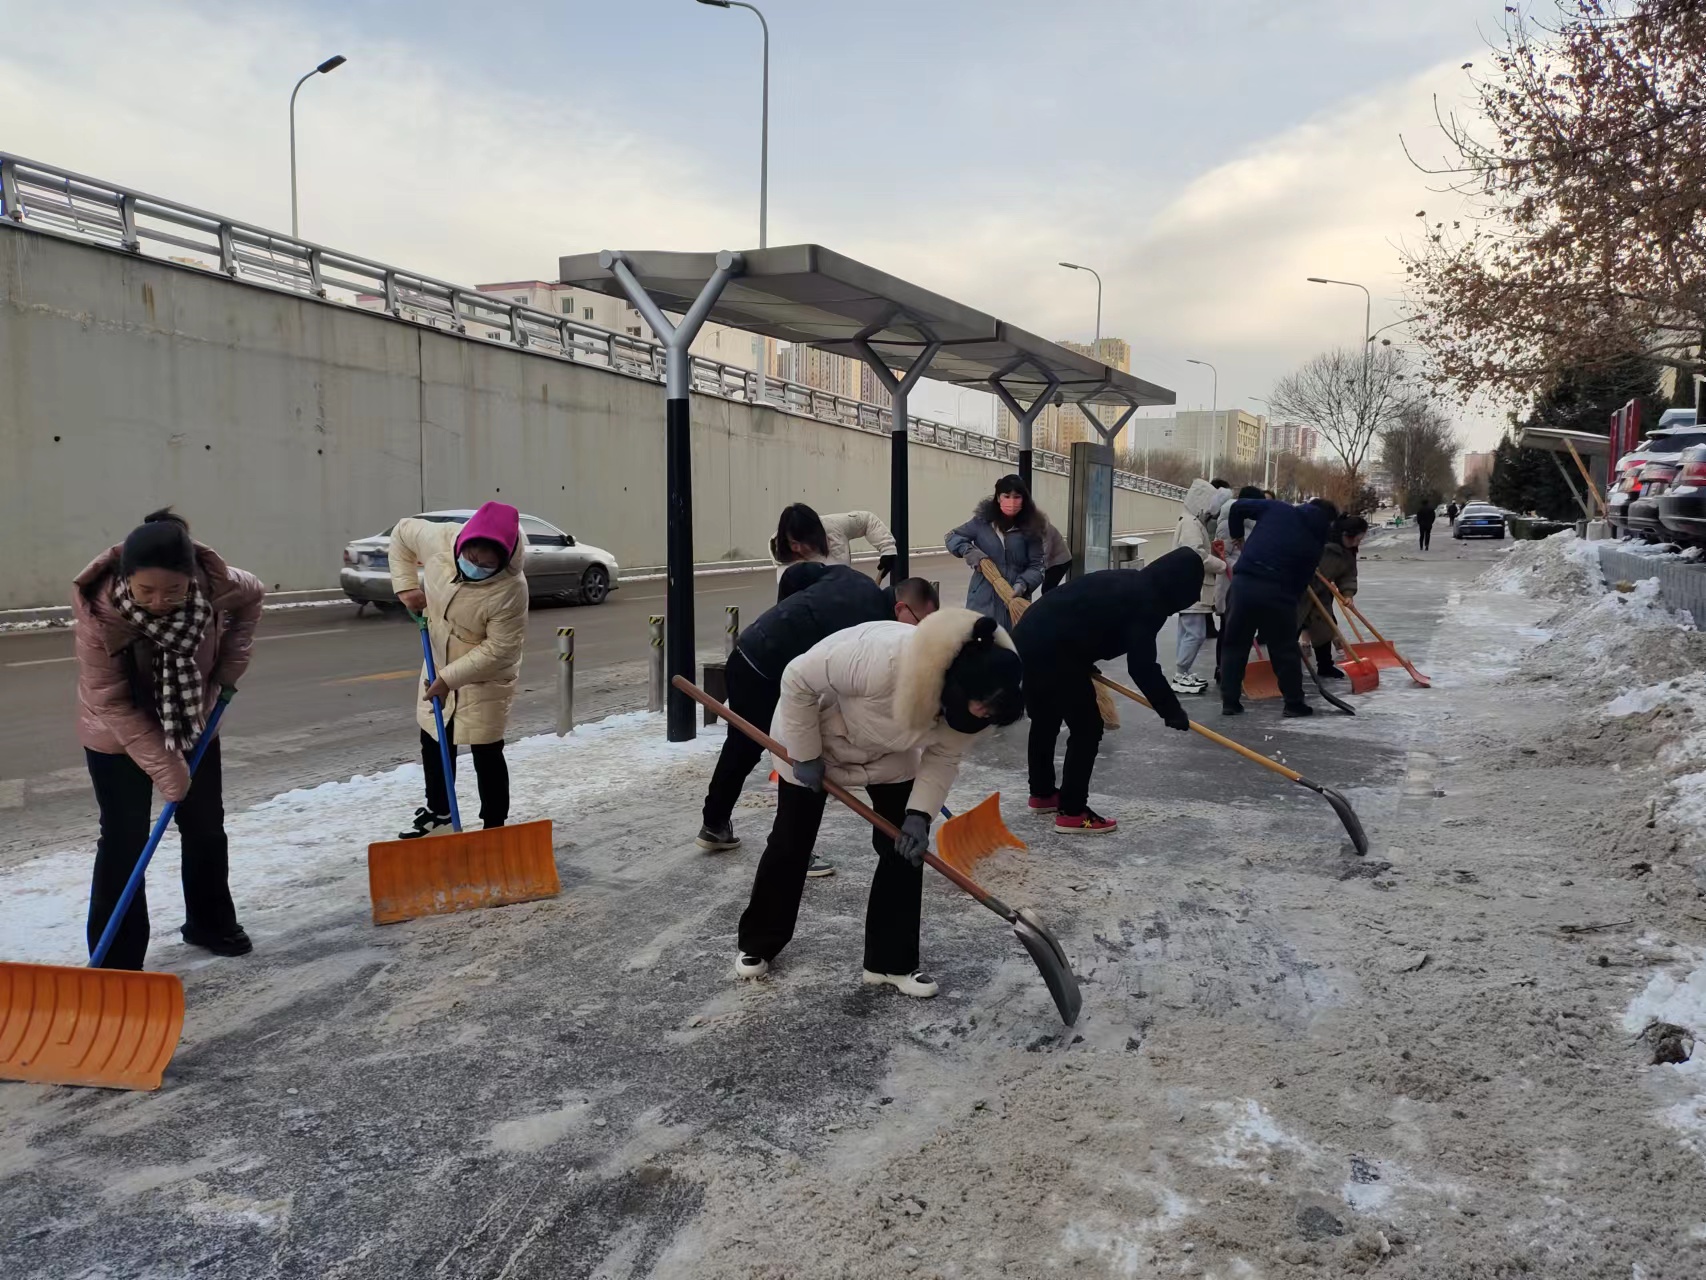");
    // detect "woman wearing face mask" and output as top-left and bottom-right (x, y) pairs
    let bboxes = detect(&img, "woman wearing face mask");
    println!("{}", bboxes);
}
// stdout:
(945, 475), (1045, 630)
(390, 502), (529, 837)
(734, 609), (1026, 997)
(73, 508), (265, 969)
